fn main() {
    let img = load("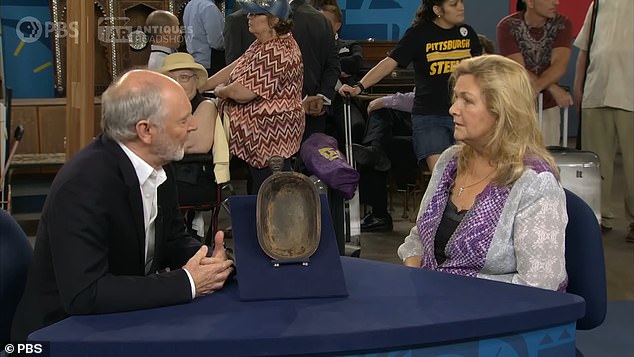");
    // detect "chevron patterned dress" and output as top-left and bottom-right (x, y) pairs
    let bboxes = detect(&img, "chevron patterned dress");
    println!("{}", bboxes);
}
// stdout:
(226, 34), (305, 169)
